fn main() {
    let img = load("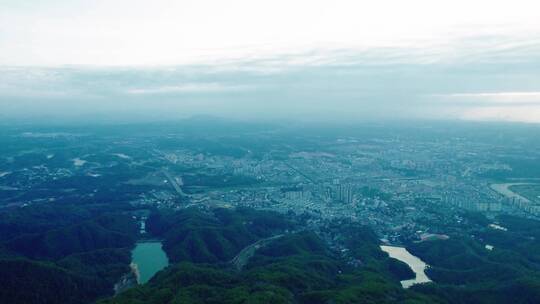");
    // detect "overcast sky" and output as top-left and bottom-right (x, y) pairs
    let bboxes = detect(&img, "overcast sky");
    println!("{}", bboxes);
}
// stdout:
(1, 0), (540, 123)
